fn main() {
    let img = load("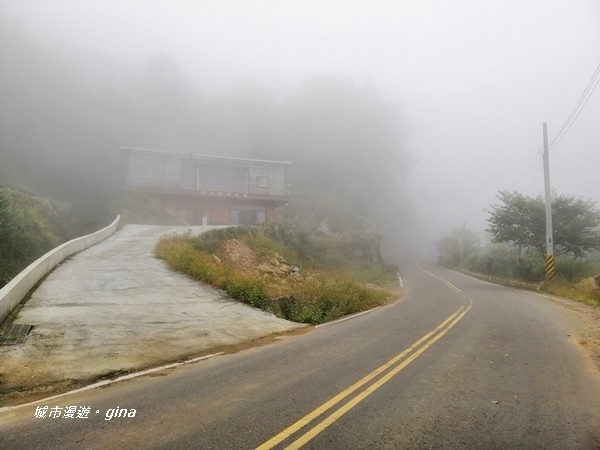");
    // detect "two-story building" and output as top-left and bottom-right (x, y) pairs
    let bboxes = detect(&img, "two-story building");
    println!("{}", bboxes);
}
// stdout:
(121, 147), (290, 225)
